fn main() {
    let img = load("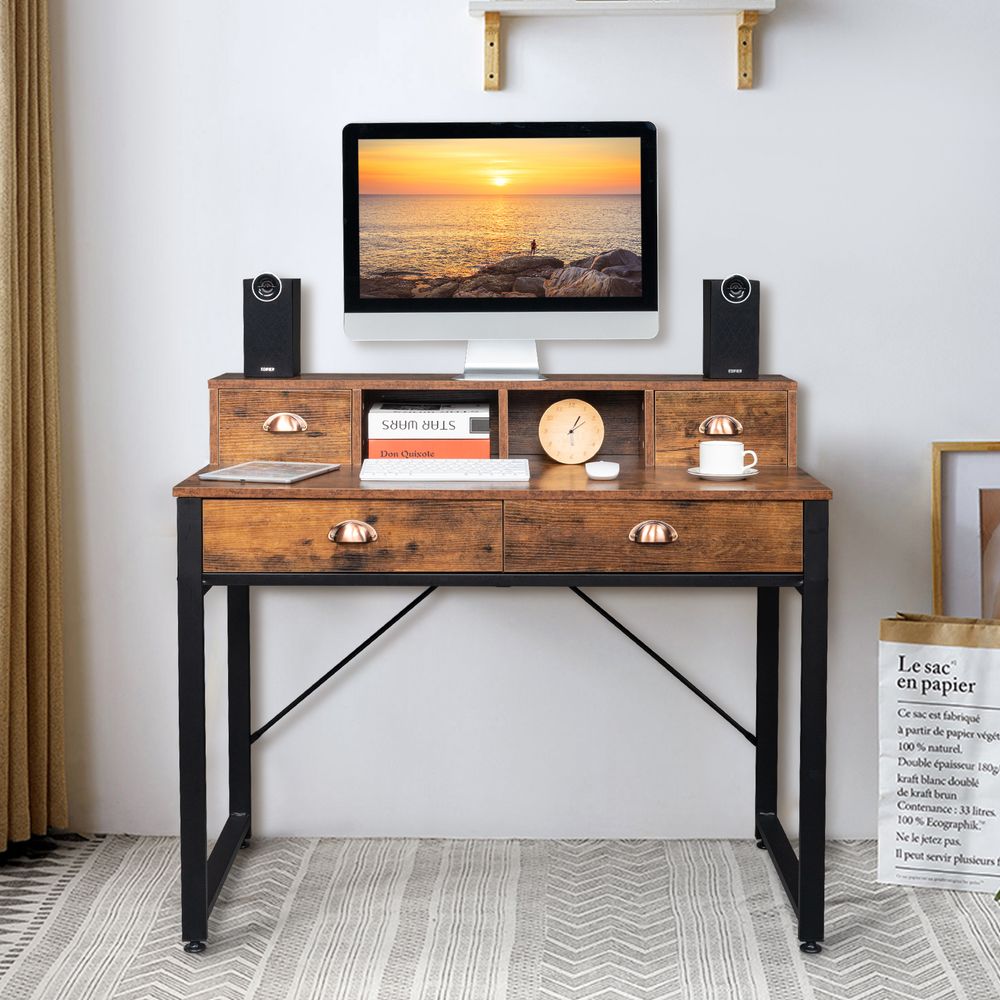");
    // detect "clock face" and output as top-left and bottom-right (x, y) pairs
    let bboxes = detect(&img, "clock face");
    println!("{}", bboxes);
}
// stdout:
(538, 398), (605, 464)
